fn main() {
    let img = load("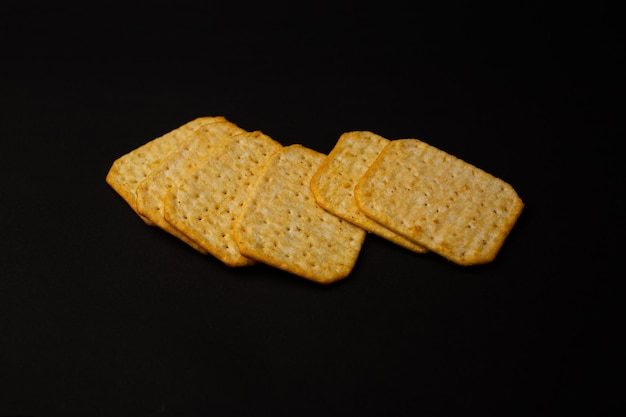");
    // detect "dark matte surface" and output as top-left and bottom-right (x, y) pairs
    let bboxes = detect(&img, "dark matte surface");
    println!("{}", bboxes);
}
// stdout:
(1, 2), (622, 416)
